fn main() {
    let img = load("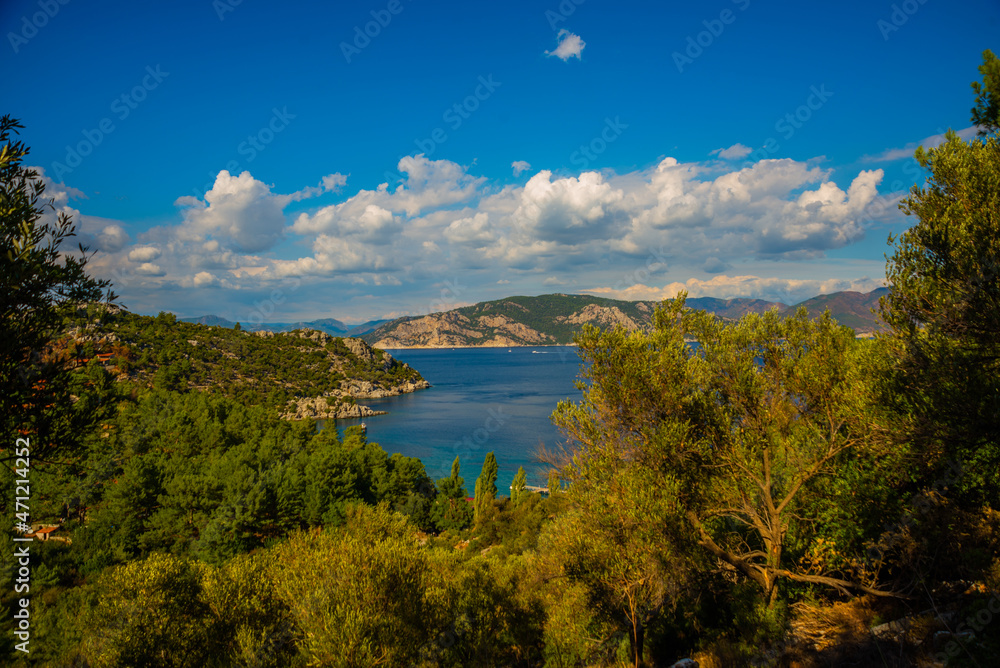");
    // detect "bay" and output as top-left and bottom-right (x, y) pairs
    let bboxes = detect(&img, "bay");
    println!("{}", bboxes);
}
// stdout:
(326, 346), (586, 490)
